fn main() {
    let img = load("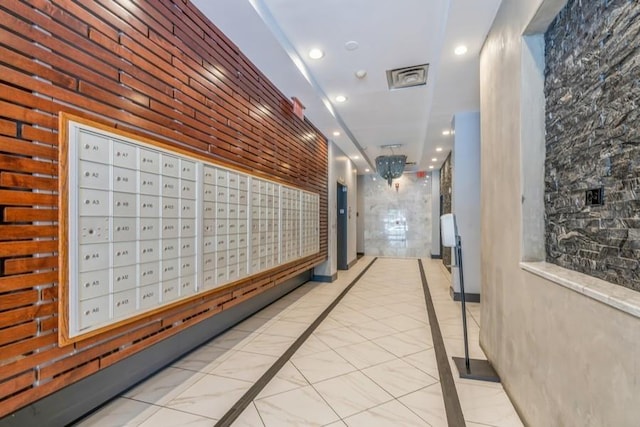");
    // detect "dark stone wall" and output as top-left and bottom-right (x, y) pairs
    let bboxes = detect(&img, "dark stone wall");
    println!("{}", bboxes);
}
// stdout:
(545, 0), (640, 291)
(440, 153), (453, 271)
